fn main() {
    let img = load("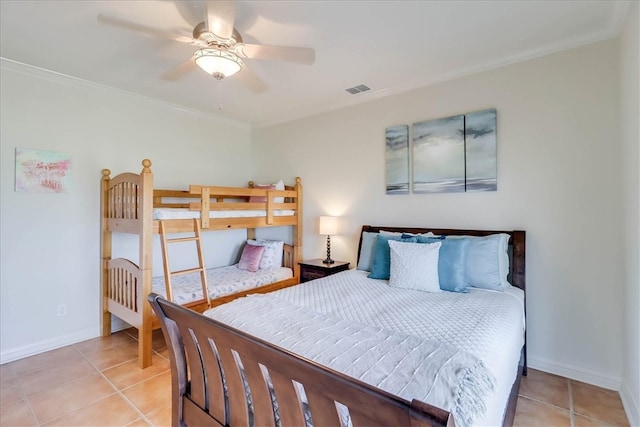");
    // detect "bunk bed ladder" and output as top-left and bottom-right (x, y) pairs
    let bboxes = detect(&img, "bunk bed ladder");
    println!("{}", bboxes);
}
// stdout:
(159, 219), (211, 309)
